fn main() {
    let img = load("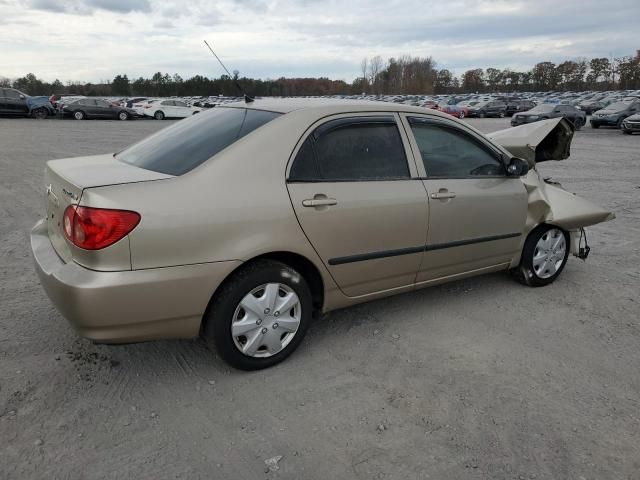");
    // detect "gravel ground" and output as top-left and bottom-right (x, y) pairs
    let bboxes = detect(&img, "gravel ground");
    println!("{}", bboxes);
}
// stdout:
(1, 116), (639, 480)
